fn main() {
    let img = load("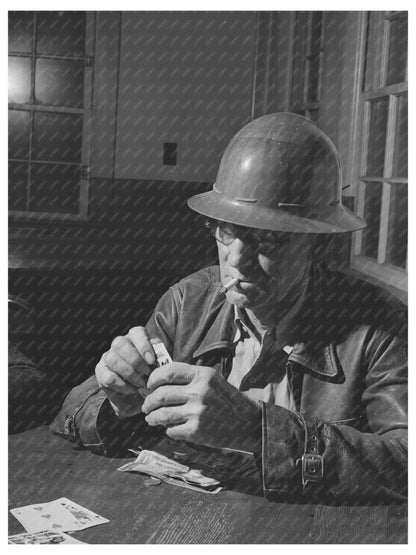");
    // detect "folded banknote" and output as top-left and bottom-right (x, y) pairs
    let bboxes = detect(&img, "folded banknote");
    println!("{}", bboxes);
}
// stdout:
(117, 446), (257, 494)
